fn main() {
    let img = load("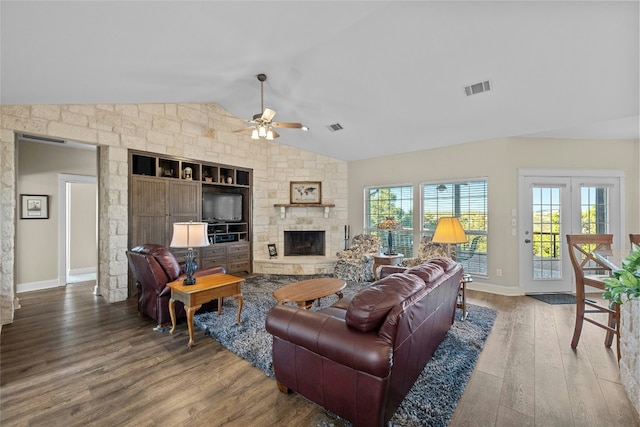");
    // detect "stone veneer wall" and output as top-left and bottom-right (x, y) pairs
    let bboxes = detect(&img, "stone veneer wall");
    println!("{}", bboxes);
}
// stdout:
(0, 103), (347, 325)
(620, 299), (640, 416)
(254, 142), (347, 275)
